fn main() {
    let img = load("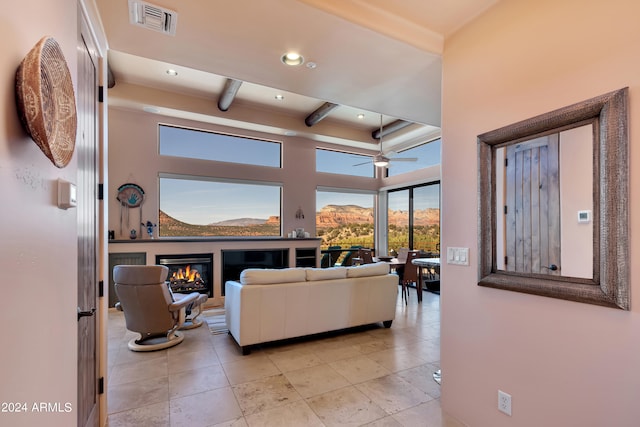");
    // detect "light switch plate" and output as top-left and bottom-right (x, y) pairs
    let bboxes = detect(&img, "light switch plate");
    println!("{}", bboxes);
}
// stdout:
(447, 247), (469, 266)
